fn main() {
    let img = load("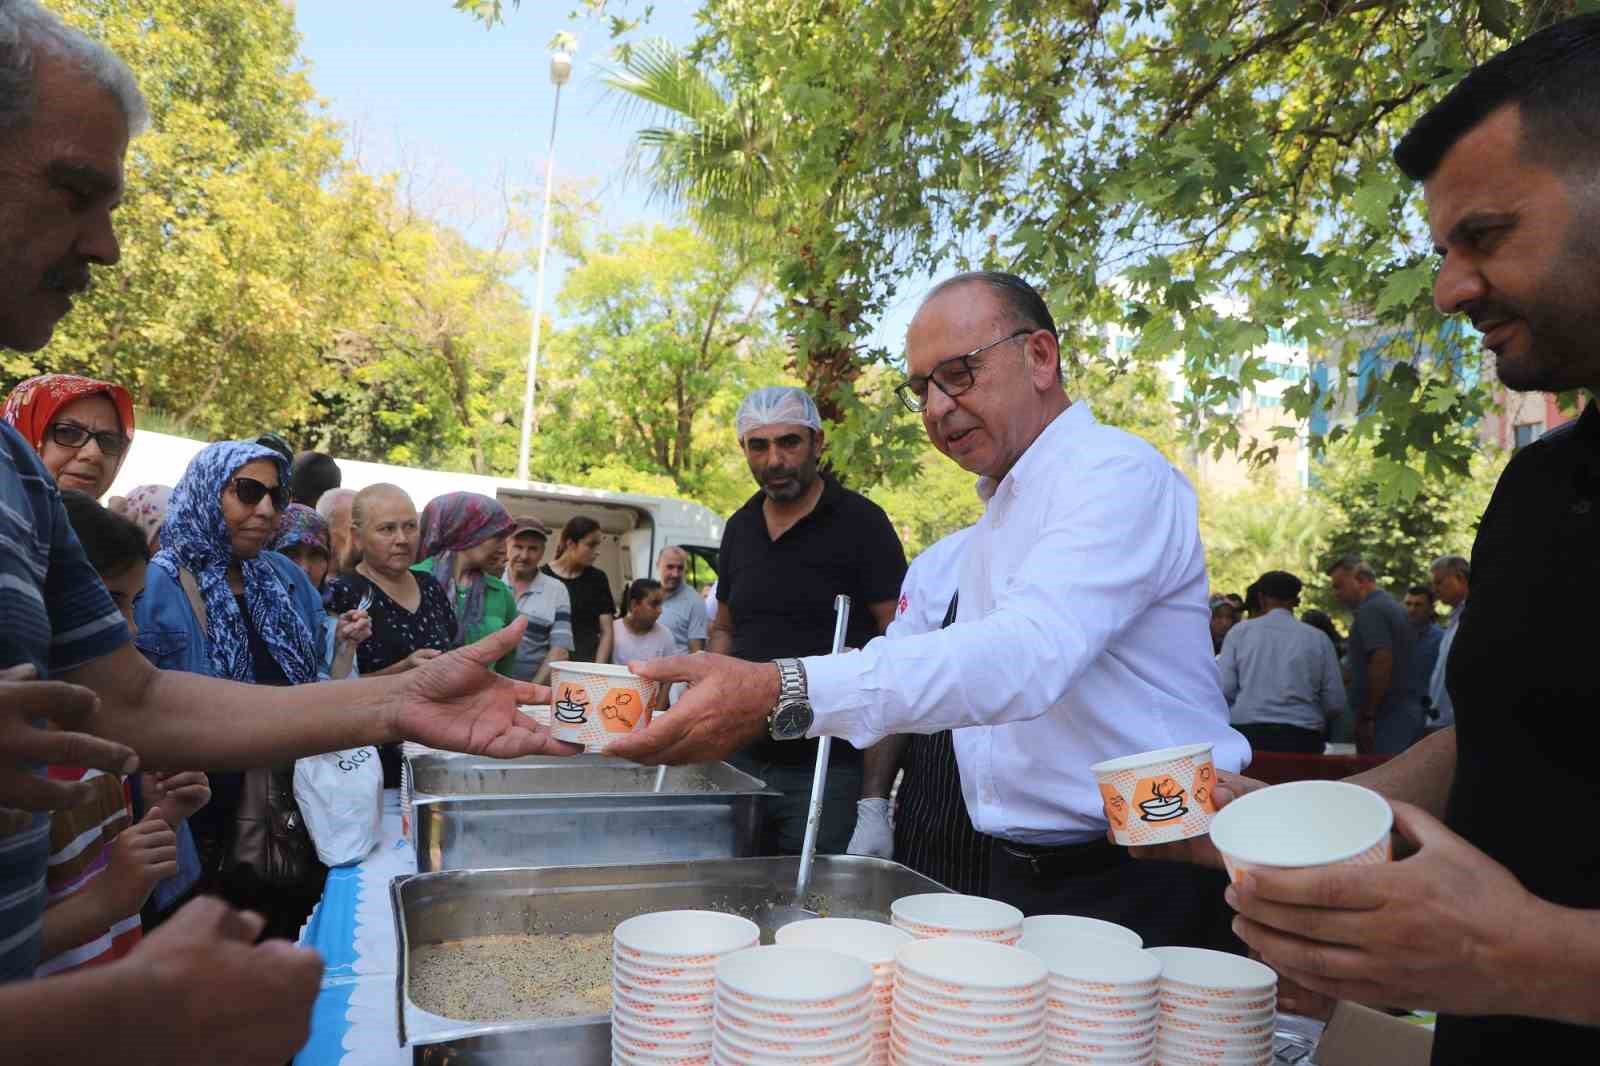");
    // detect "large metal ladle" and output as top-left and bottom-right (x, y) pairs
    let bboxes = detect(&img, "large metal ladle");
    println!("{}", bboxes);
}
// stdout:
(758, 593), (852, 935)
